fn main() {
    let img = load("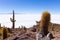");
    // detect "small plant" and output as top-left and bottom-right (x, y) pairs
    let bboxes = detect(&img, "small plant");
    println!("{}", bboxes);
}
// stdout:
(40, 11), (50, 35)
(32, 27), (36, 32)
(19, 26), (20, 28)
(7, 33), (11, 37)
(51, 24), (54, 31)
(23, 26), (27, 31)
(21, 25), (27, 31)
(2, 27), (8, 40)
